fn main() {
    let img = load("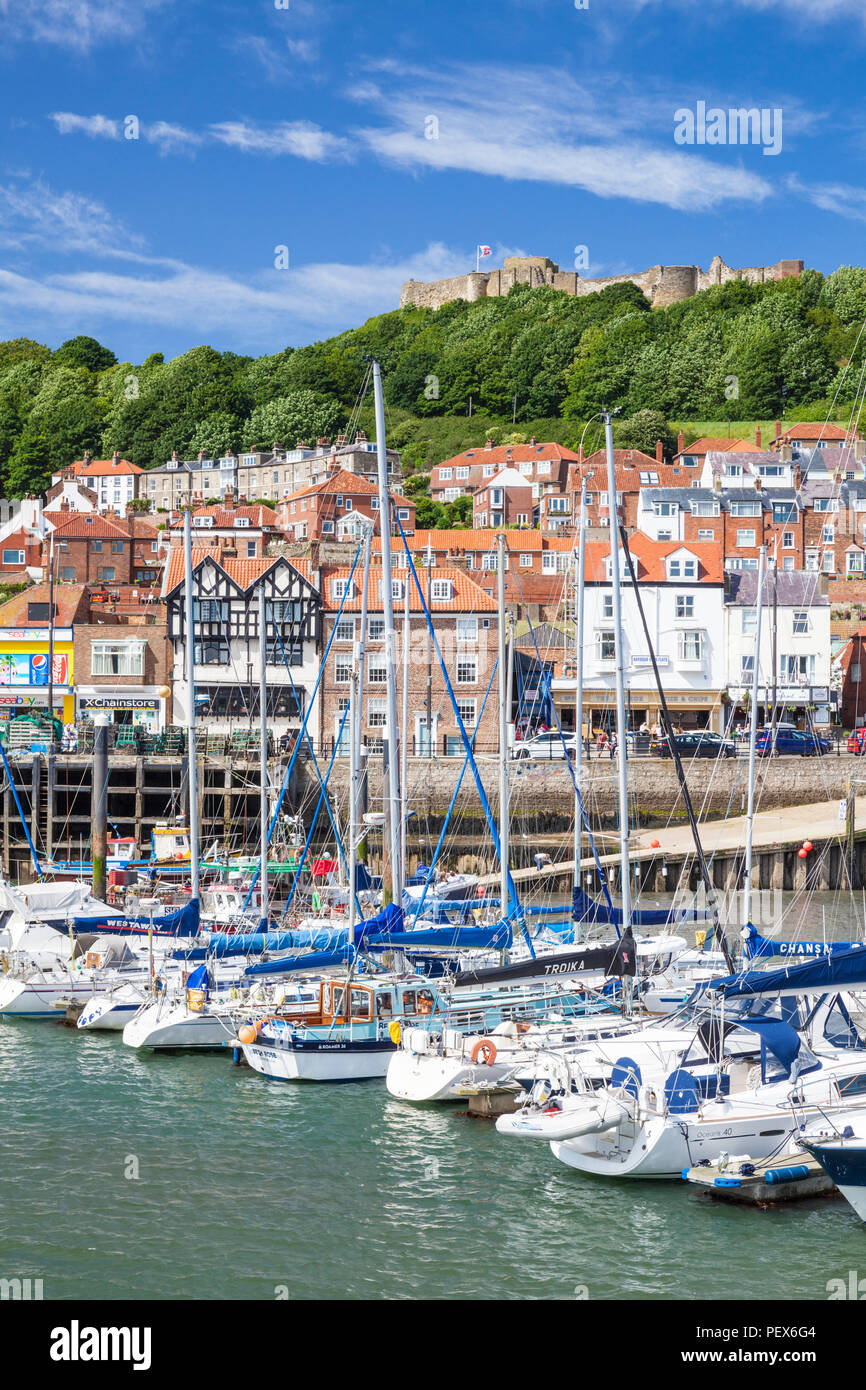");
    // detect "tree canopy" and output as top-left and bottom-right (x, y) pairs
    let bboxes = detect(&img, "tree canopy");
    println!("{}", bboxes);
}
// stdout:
(0, 265), (860, 507)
